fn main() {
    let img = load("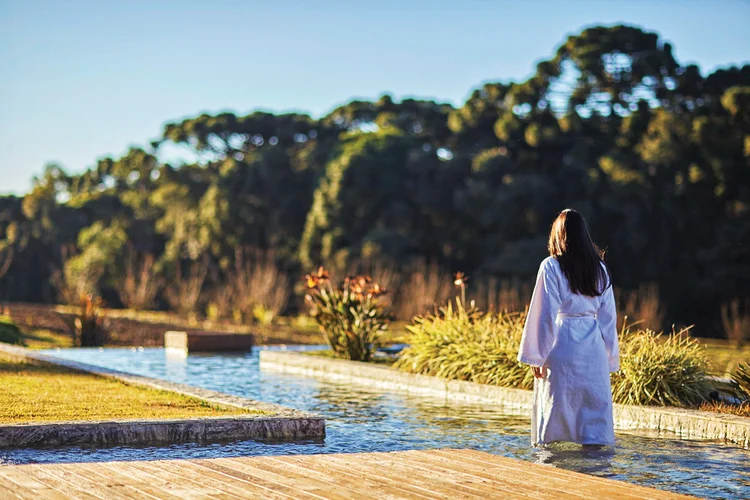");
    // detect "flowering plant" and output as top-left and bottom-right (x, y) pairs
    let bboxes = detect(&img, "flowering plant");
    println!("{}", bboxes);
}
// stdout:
(304, 267), (390, 361)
